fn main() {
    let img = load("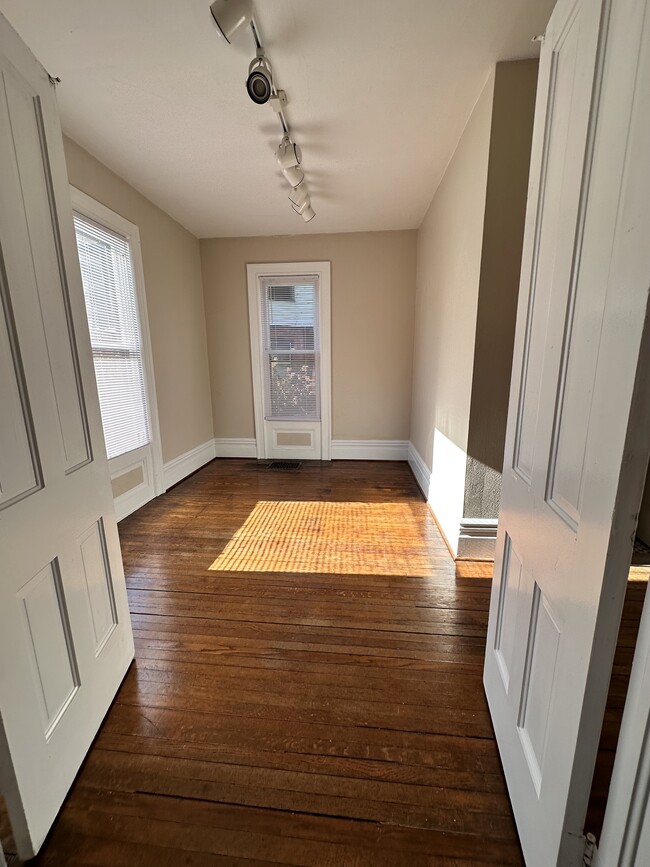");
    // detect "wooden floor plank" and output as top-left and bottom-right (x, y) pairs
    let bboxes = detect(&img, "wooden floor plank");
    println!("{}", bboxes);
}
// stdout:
(26, 459), (523, 865)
